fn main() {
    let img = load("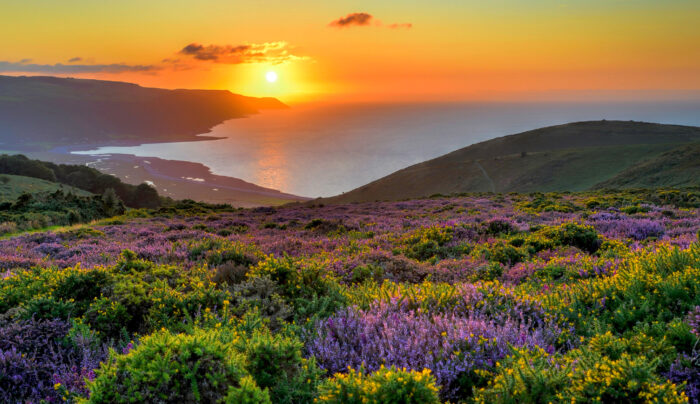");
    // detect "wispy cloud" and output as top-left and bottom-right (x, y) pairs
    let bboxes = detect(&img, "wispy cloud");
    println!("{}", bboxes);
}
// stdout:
(1, 40), (307, 76)
(0, 60), (160, 74)
(386, 23), (412, 29)
(329, 12), (412, 29)
(329, 12), (373, 28)
(178, 41), (306, 65)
